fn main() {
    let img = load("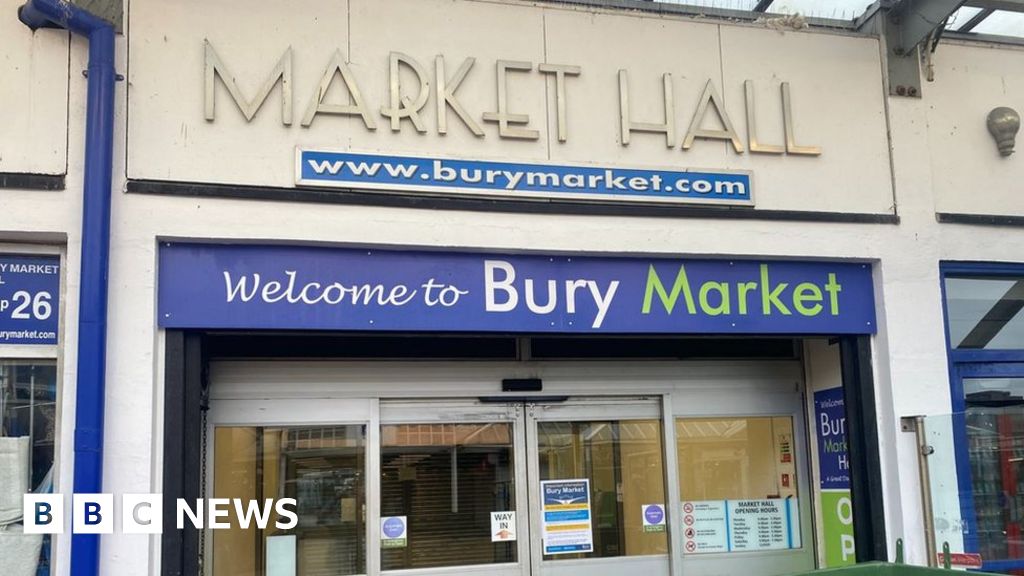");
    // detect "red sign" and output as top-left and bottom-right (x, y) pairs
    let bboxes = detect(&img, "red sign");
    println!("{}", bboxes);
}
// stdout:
(938, 553), (983, 568)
